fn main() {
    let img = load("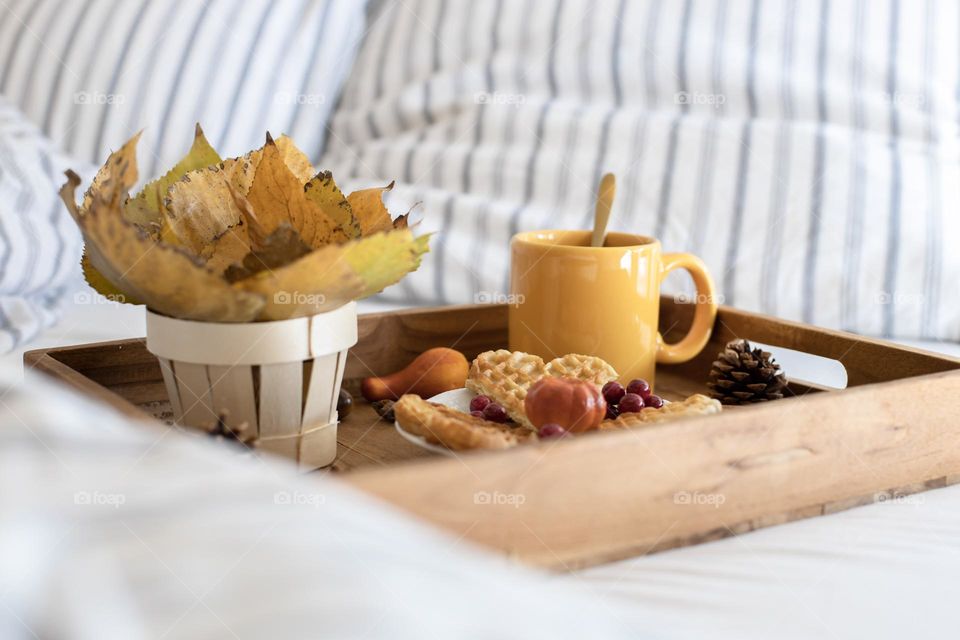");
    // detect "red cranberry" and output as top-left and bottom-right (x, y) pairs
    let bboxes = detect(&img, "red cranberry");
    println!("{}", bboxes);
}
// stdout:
(482, 402), (509, 423)
(469, 395), (492, 412)
(538, 423), (567, 439)
(645, 394), (664, 409)
(626, 379), (651, 399)
(470, 410), (485, 419)
(618, 393), (645, 413)
(602, 381), (626, 405)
